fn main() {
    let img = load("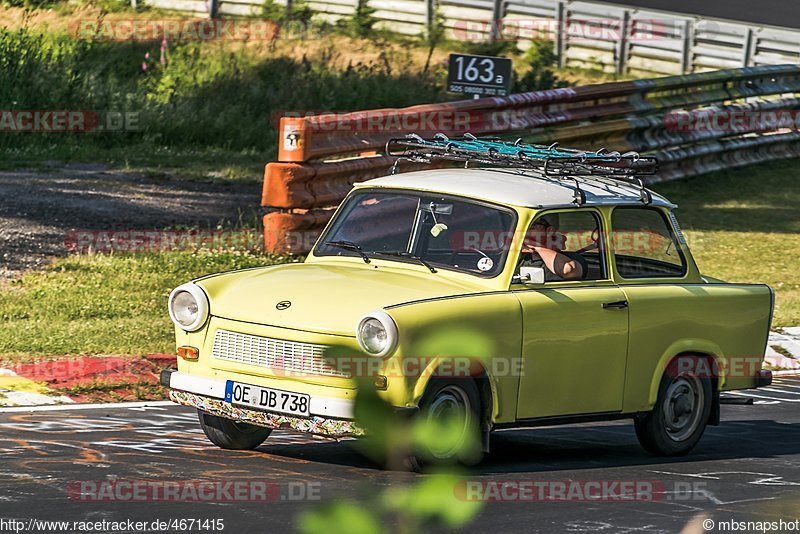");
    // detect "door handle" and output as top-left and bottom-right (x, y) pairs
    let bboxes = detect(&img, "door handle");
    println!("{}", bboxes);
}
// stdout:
(602, 300), (628, 309)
